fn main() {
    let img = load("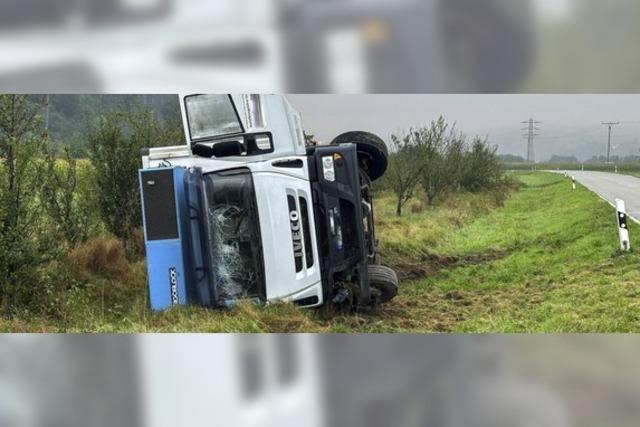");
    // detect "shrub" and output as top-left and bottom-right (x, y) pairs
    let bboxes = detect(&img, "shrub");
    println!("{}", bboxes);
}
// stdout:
(67, 235), (132, 282)
(410, 202), (425, 214)
(0, 95), (60, 315)
(386, 129), (426, 215)
(88, 113), (141, 243)
(41, 147), (99, 246)
(385, 117), (508, 210)
(38, 235), (148, 323)
(460, 137), (503, 193)
(88, 107), (183, 252)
